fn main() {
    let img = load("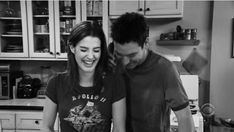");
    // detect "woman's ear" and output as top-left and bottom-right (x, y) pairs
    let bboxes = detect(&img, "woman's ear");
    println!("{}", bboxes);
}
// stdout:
(70, 45), (75, 54)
